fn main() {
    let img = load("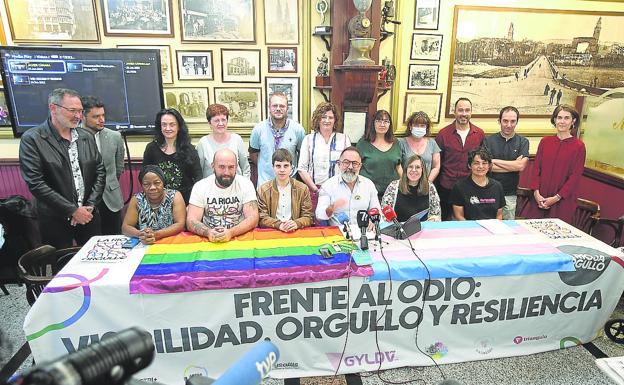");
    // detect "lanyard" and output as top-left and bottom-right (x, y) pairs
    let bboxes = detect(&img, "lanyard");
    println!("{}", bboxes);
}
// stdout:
(311, 131), (338, 182)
